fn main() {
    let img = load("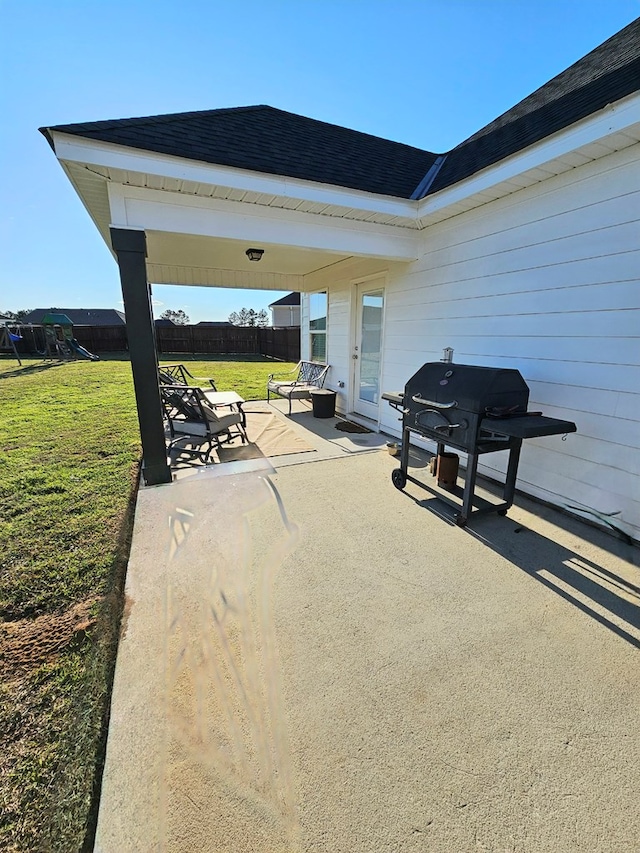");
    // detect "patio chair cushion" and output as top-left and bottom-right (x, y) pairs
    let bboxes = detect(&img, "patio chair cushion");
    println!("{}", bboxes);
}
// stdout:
(267, 381), (319, 400)
(201, 401), (243, 432)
